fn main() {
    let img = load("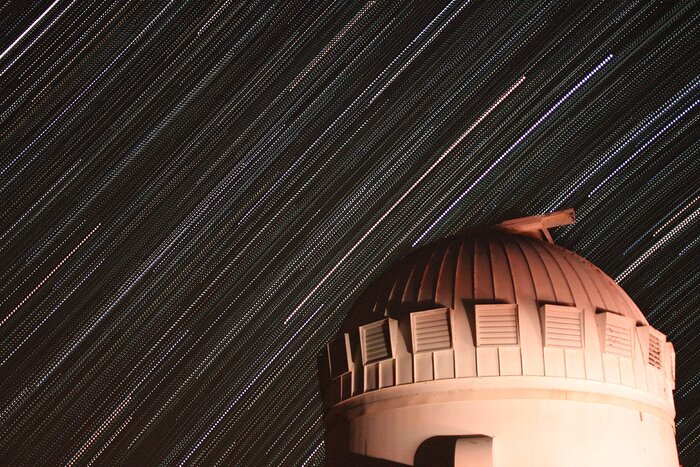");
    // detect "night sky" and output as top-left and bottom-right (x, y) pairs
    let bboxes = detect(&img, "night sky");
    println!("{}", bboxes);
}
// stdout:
(1, 1), (698, 465)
